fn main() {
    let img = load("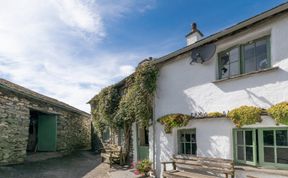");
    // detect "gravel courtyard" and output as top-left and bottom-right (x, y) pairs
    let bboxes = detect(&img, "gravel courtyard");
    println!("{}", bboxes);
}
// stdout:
(0, 151), (110, 178)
